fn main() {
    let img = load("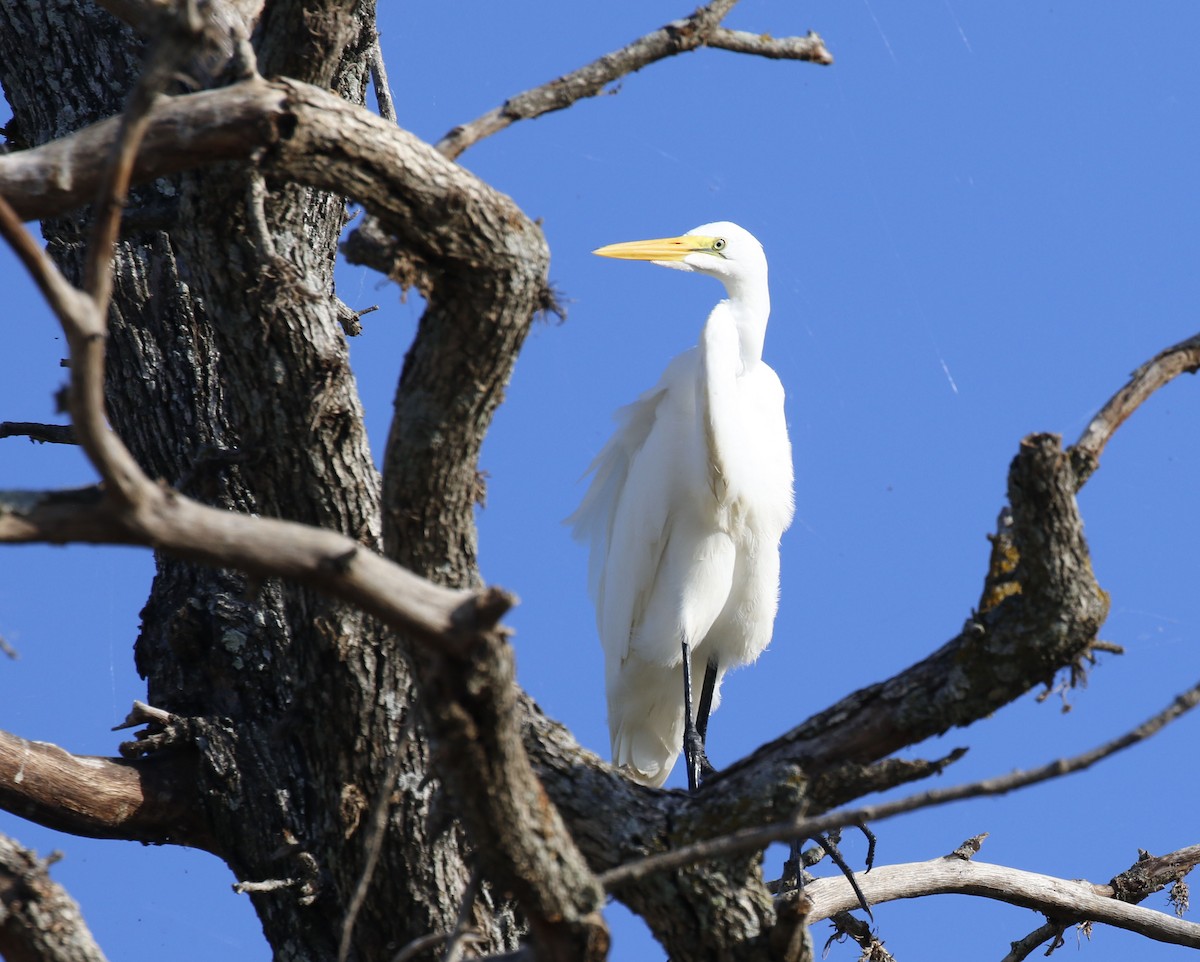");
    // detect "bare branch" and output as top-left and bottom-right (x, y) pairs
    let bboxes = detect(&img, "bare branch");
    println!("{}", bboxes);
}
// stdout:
(1002, 920), (1069, 962)
(1004, 845), (1200, 960)
(338, 722), (414, 962)
(0, 79), (284, 221)
(0, 422), (77, 445)
(1070, 330), (1200, 487)
(0, 728), (211, 849)
(0, 193), (146, 508)
(367, 36), (397, 123)
(434, 0), (831, 160)
(803, 856), (1200, 950)
(0, 485), (502, 656)
(708, 27), (832, 61)
(600, 677), (1200, 889)
(0, 833), (110, 962)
